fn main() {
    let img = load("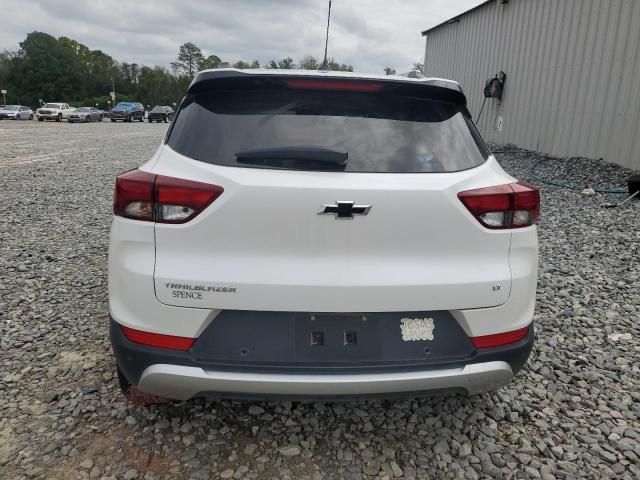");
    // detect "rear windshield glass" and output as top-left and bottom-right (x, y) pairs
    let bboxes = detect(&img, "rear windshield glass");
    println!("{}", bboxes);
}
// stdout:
(151, 106), (166, 112)
(166, 88), (489, 173)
